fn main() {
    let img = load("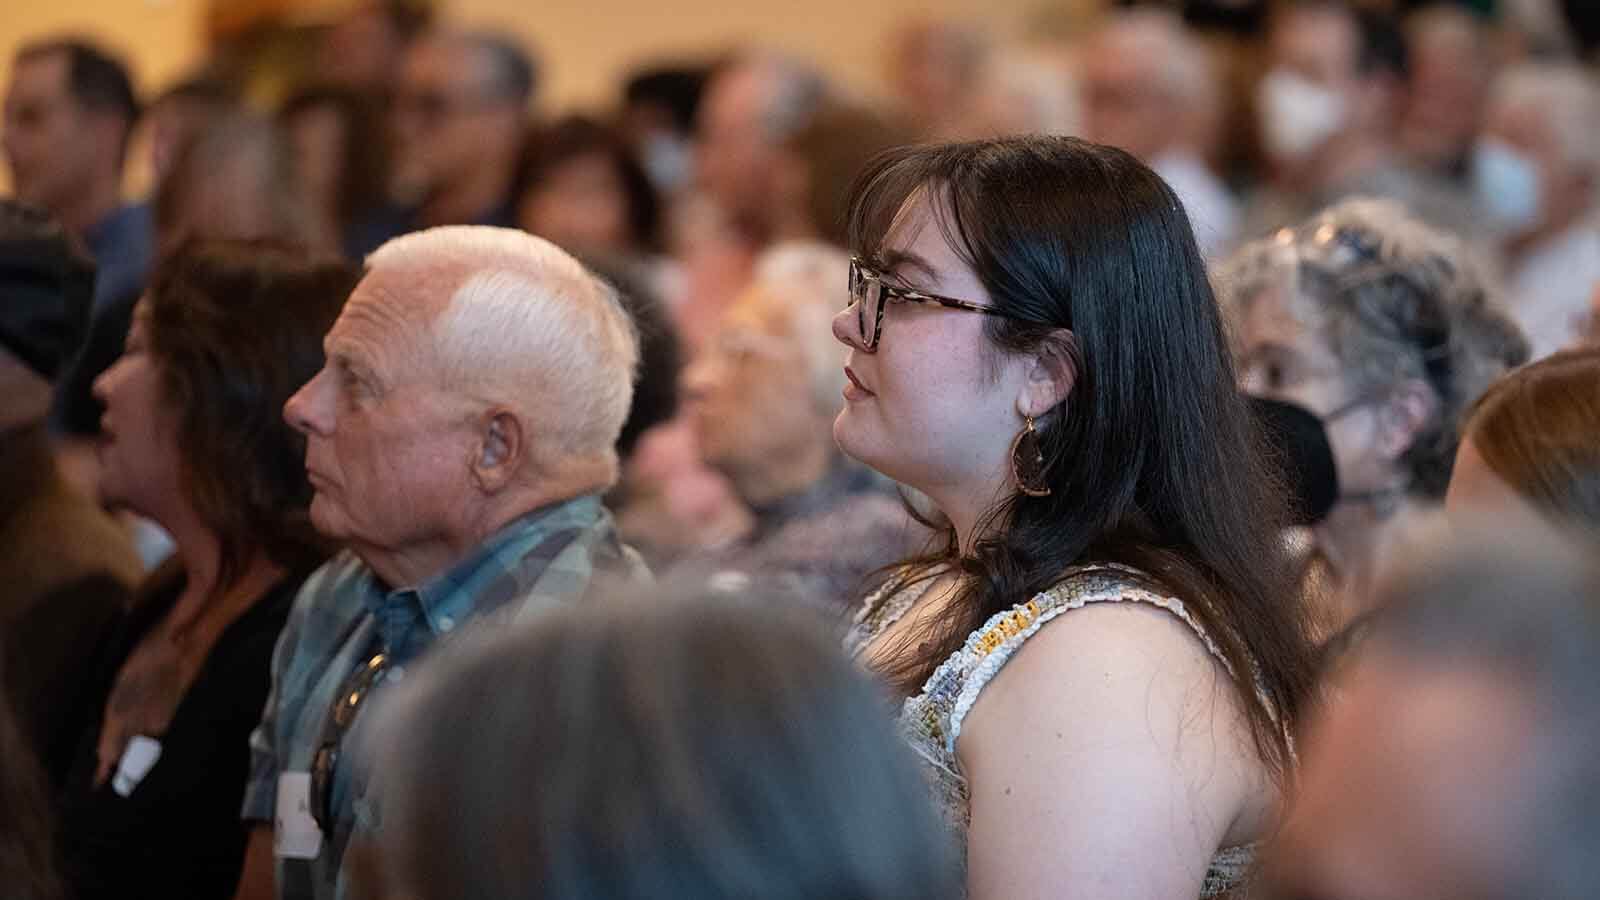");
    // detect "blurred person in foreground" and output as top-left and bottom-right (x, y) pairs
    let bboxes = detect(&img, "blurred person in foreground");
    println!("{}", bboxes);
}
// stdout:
(515, 115), (661, 259)
(0, 202), (140, 781)
(351, 591), (957, 900)
(3, 38), (150, 315)
(234, 226), (649, 900)
(1472, 62), (1600, 359)
(1447, 346), (1600, 541)
(1082, 9), (1238, 256)
(346, 30), (535, 258)
(1397, 3), (1496, 182)
(677, 243), (921, 618)
(838, 136), (1316, 898)
(55, 243), (358, 900)
(1241, 1), (1479, 243)
(1217, 198), (1528, 633)
(1263, 532), (1600, 900)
